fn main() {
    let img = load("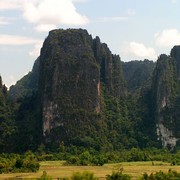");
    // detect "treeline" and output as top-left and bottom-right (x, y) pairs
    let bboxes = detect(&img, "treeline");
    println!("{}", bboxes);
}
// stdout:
(36, 147), (180, 166)
(0, 151), (39, 173)
(141, 169), (180, 180)
(1, 148), (180, 177)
